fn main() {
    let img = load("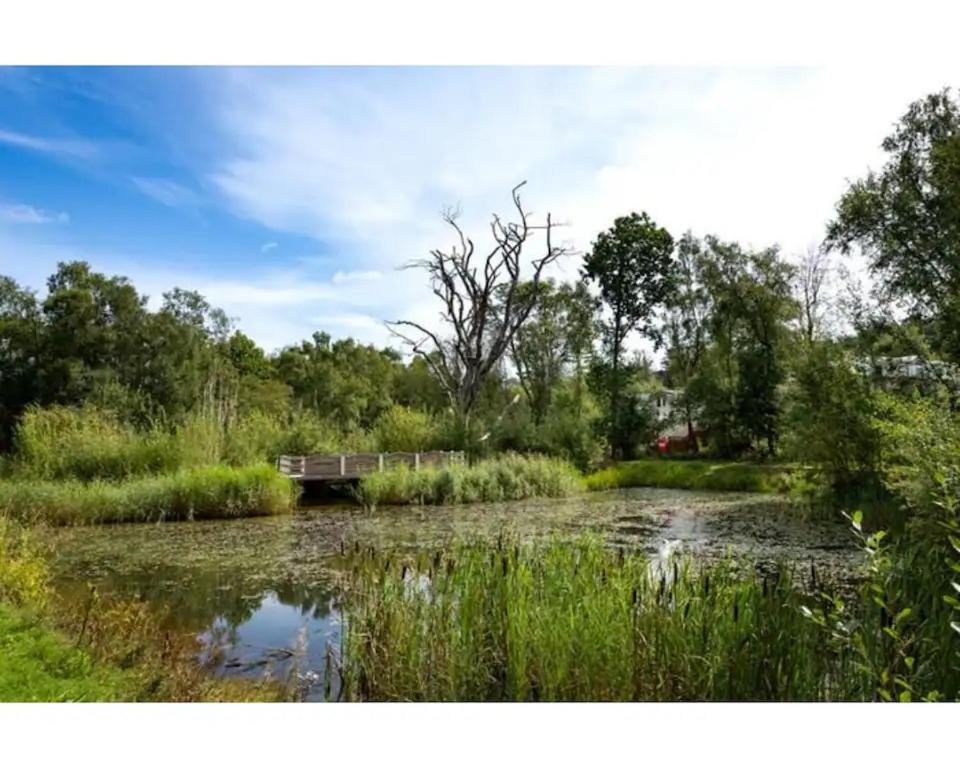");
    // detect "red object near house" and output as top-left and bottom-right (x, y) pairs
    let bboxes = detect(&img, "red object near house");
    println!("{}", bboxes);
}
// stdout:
(656, 436), (670, 455)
